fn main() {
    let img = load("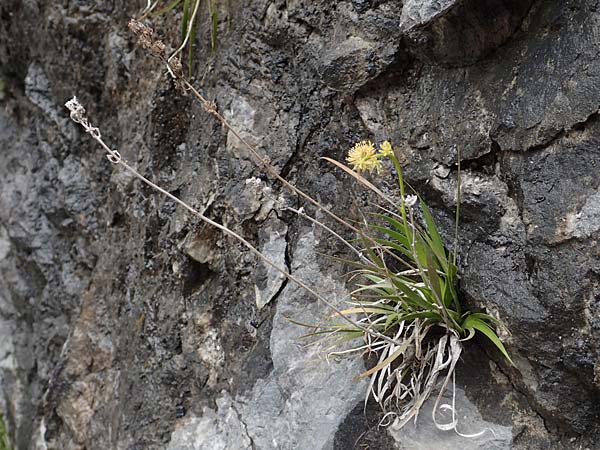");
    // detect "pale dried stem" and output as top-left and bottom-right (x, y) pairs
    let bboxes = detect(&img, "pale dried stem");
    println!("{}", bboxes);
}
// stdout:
(282, 205), (367, 263)
(167, 0), (201, 74)
(139, 0), (161, 20)
(64, 97), (400, 347)
(178, 77), (414, 271)
(182, 79), (362, 232)
(128, 17), (414, 280)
